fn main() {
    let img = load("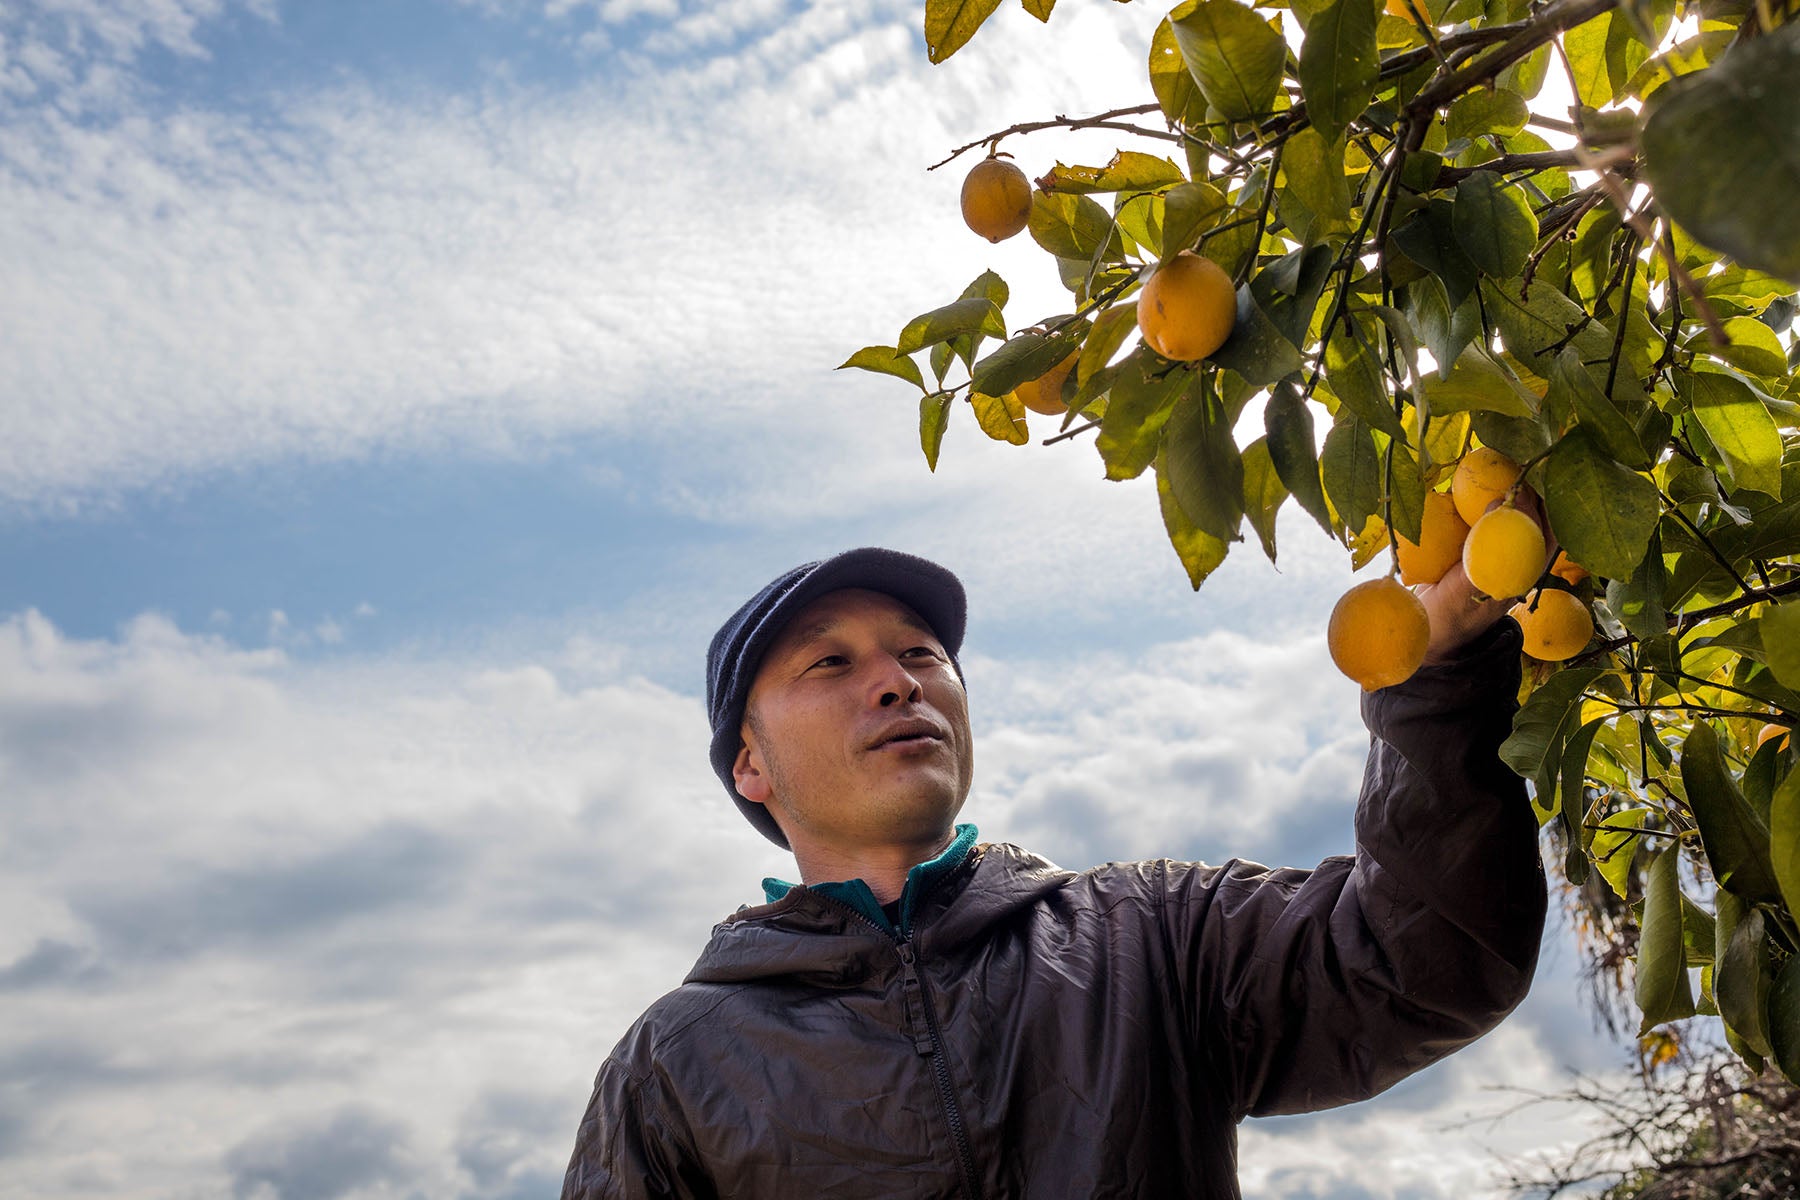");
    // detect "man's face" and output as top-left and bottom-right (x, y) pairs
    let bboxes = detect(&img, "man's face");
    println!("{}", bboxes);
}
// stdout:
(732, 588), (974, 853)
